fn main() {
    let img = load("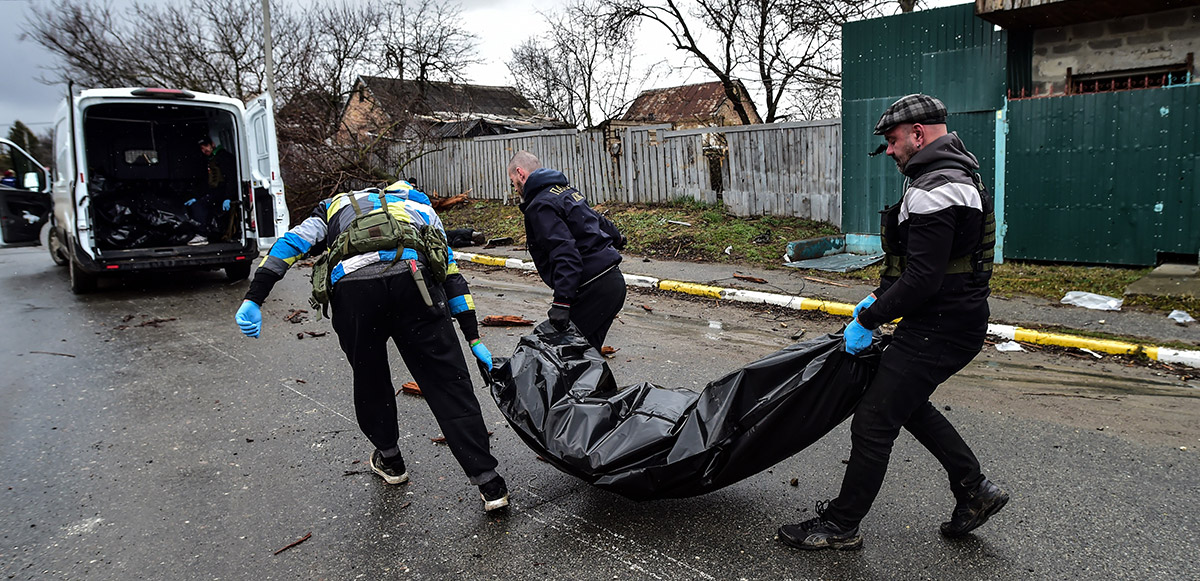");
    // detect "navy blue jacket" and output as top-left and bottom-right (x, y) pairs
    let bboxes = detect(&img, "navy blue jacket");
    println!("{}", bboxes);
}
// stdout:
(520, 169), (623, 304)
